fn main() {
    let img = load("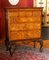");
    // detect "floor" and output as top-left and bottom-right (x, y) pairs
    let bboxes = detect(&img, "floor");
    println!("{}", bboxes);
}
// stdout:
(0, 44), (49, 60)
